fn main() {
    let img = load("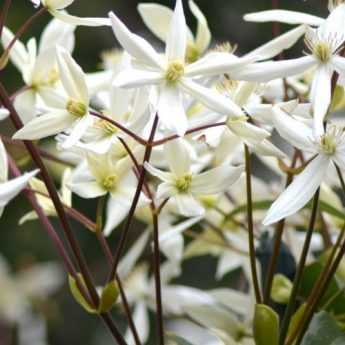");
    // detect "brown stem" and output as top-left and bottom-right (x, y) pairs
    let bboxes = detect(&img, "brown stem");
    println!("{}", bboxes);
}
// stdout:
(0, 0), (12, 39)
